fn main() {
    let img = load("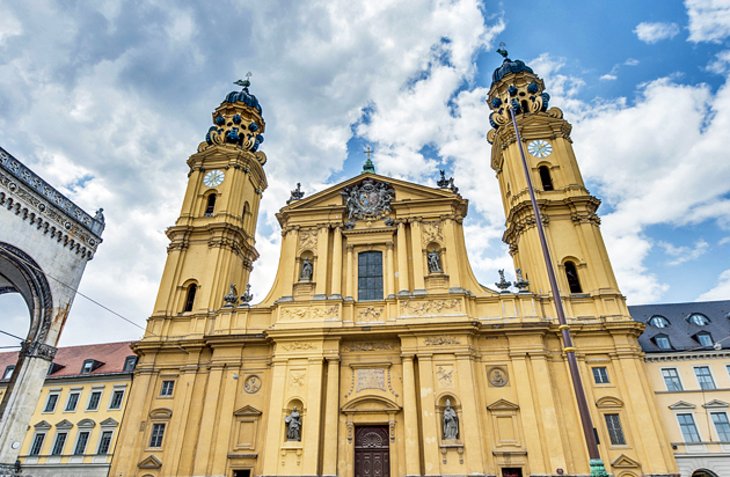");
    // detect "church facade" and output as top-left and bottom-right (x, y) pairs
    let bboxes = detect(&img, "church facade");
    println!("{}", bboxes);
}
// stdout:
(110, 62), (678, 477)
